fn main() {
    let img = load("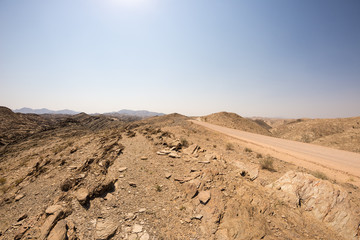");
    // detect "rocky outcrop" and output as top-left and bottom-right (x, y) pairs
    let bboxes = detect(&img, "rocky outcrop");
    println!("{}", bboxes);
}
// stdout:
(267, 171), (360, 240)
